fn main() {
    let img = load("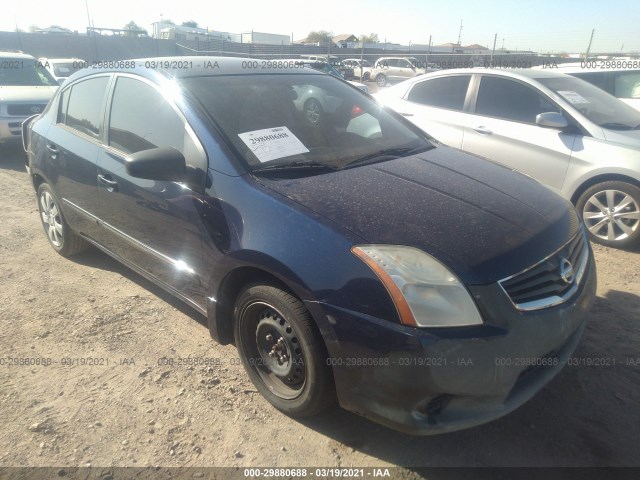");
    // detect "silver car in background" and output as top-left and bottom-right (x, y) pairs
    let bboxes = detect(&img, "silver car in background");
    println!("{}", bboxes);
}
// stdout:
(37, 57), (85, 85)
(375, 69), (640, 248)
